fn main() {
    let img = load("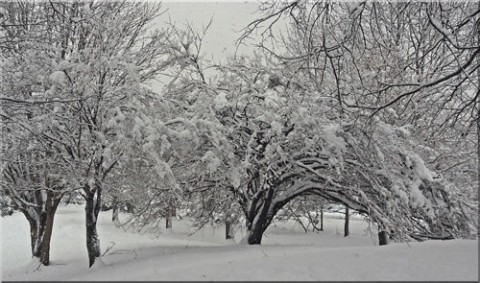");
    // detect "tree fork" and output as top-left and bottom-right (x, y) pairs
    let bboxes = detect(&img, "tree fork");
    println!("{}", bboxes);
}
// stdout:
(247, 188), (276, 245)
